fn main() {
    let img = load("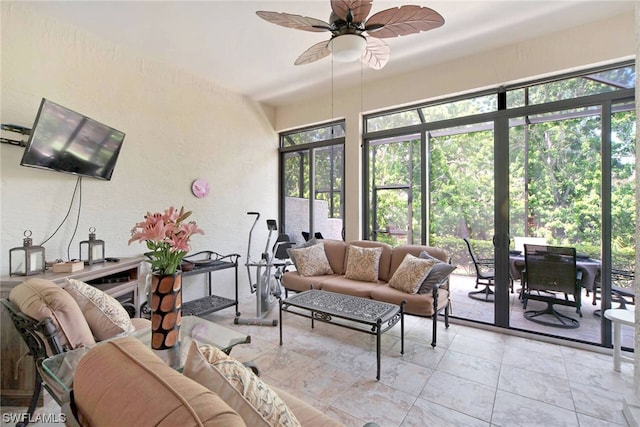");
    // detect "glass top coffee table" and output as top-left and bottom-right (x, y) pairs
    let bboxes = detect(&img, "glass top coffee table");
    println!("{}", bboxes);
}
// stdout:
(40, 315), (250, 401)
(279, 289), (405, 380)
